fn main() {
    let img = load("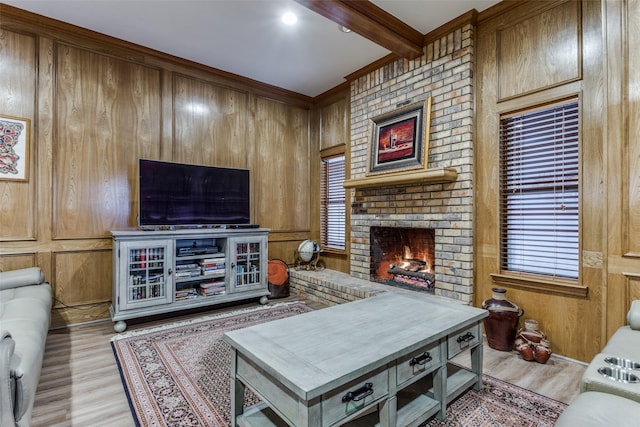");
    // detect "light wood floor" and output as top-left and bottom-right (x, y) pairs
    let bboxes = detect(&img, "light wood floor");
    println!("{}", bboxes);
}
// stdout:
(30, 296), (586, 427)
